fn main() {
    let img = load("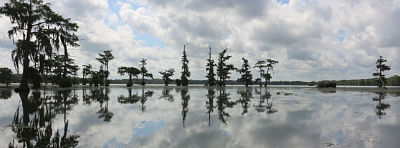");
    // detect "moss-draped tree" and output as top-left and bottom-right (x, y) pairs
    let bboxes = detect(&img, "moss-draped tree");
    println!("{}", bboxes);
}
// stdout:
(217, 48), (235, 86)
(206, 46), (216, 86)
(181, 44), (190, 86)
(118, 66), (140, 87)
(1, 0), (79, 91)
(237, 58), (252, 86)
(159, 68), (175, 86)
